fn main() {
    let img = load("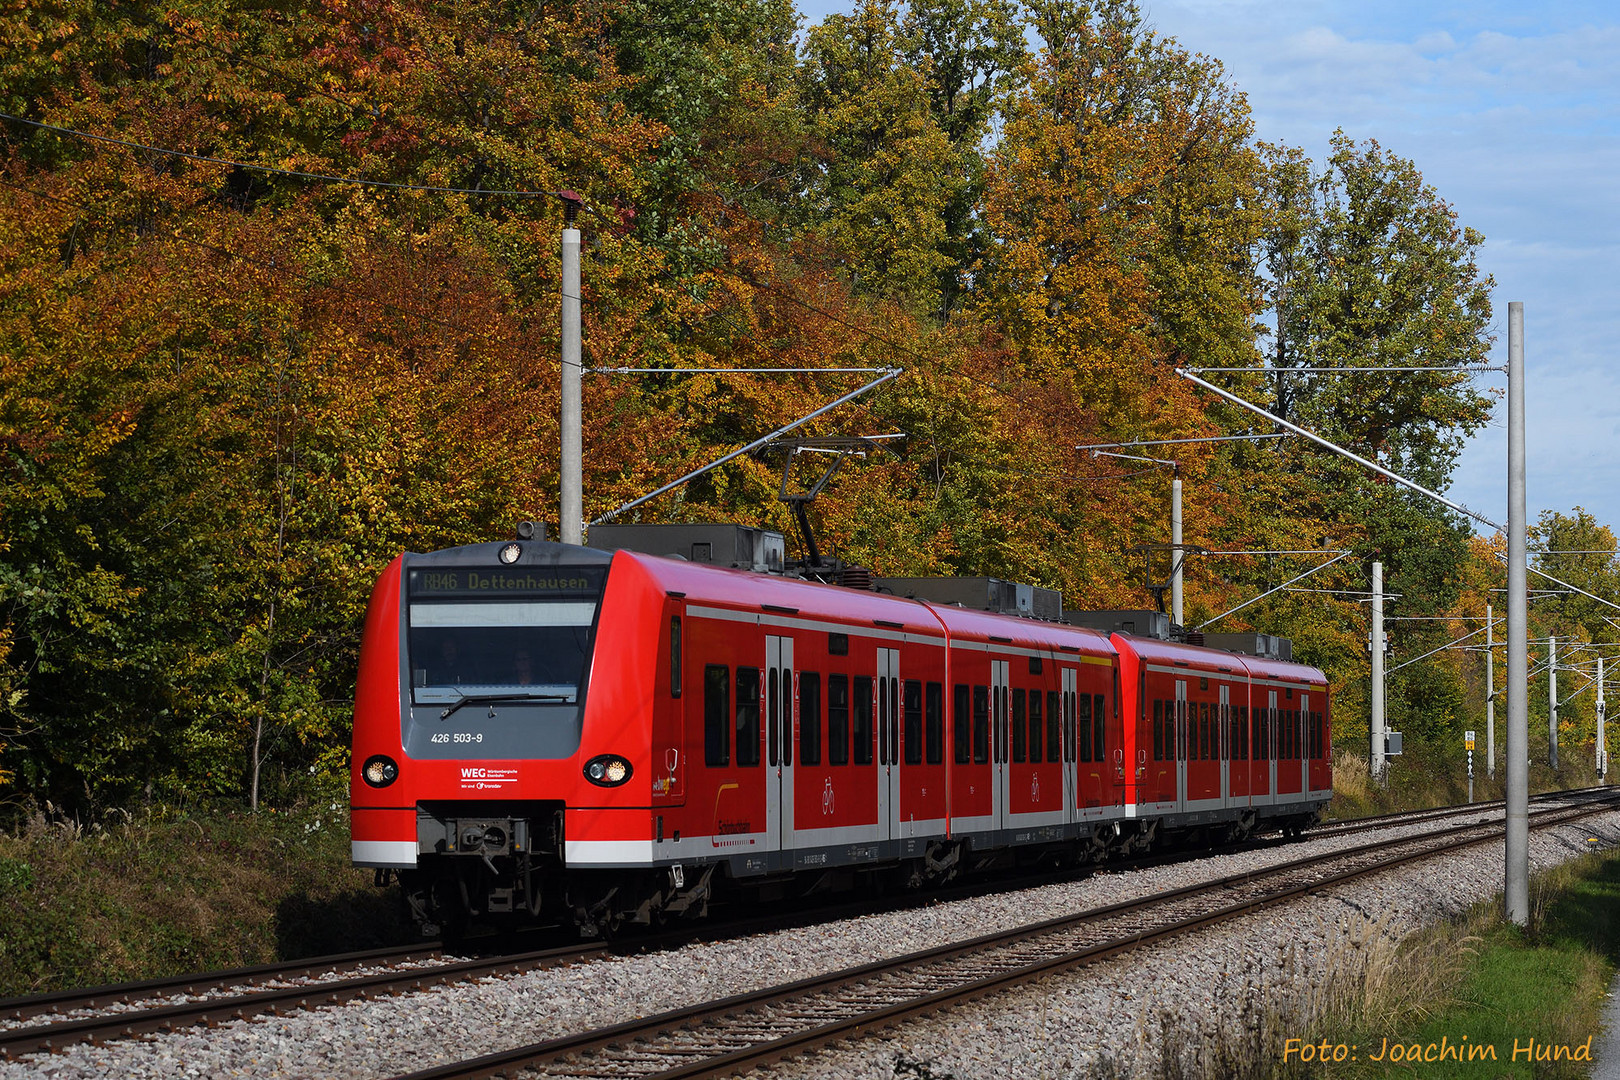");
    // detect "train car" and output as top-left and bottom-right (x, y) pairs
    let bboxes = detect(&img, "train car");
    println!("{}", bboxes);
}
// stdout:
(1114, 633), (1331, 842)
(351, 536), (1330, 937)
